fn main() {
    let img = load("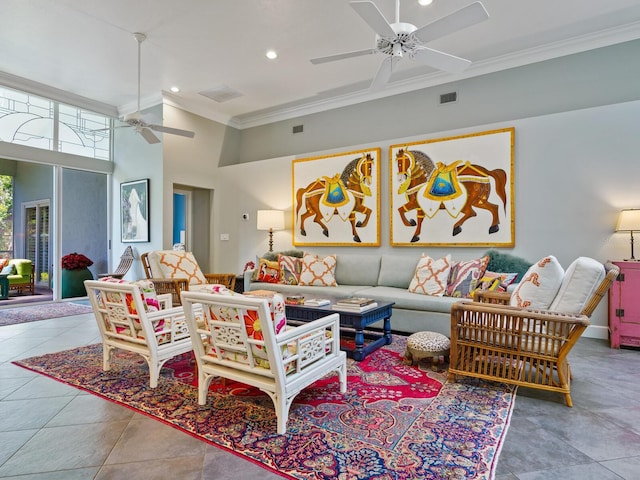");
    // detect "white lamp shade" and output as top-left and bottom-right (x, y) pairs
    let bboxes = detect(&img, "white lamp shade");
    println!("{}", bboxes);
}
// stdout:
(616, 209), (640, 232)
(257, 210), (285, 231)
